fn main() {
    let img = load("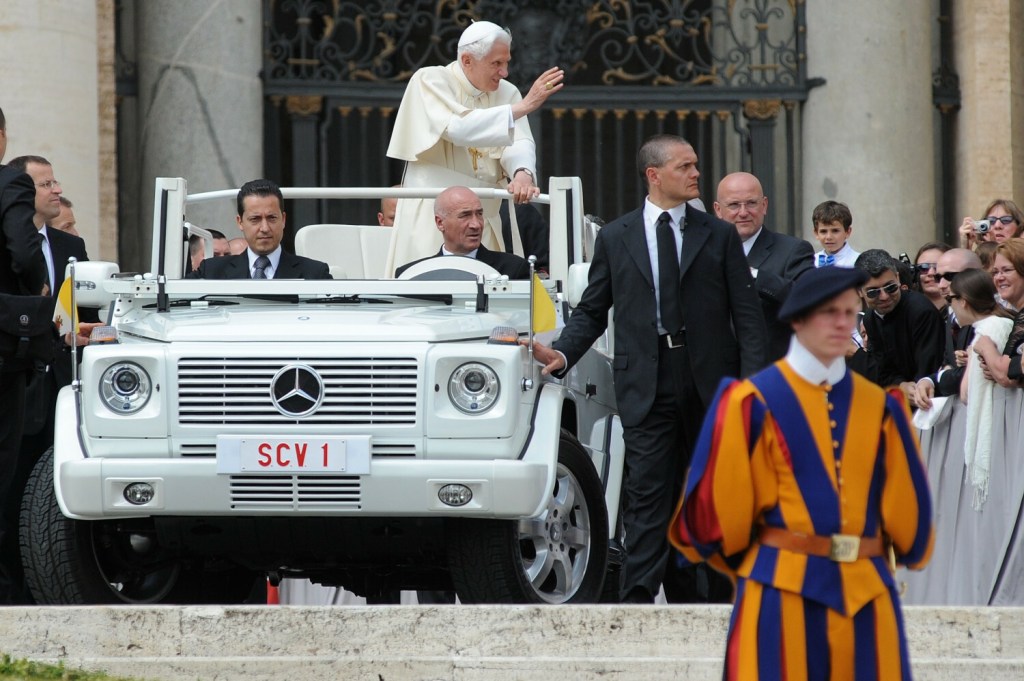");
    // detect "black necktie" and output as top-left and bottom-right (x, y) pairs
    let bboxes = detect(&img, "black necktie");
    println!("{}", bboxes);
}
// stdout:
(656, 211), (683, 334)
(253, 255), (270, 279)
